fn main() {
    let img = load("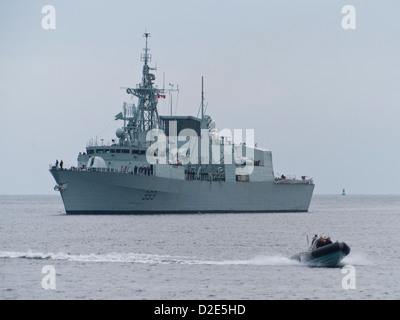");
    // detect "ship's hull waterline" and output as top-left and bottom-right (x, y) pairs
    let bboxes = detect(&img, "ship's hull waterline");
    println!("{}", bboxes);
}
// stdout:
(51, 169), (314, 214)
